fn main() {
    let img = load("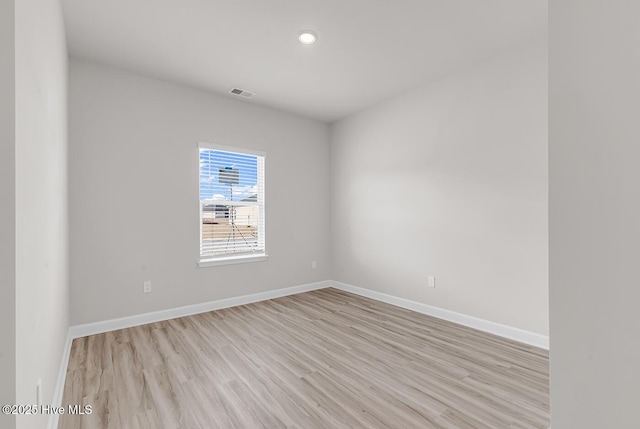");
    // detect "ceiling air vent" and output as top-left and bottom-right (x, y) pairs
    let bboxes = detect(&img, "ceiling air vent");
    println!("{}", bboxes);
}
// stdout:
(229, 88), (255, 98)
